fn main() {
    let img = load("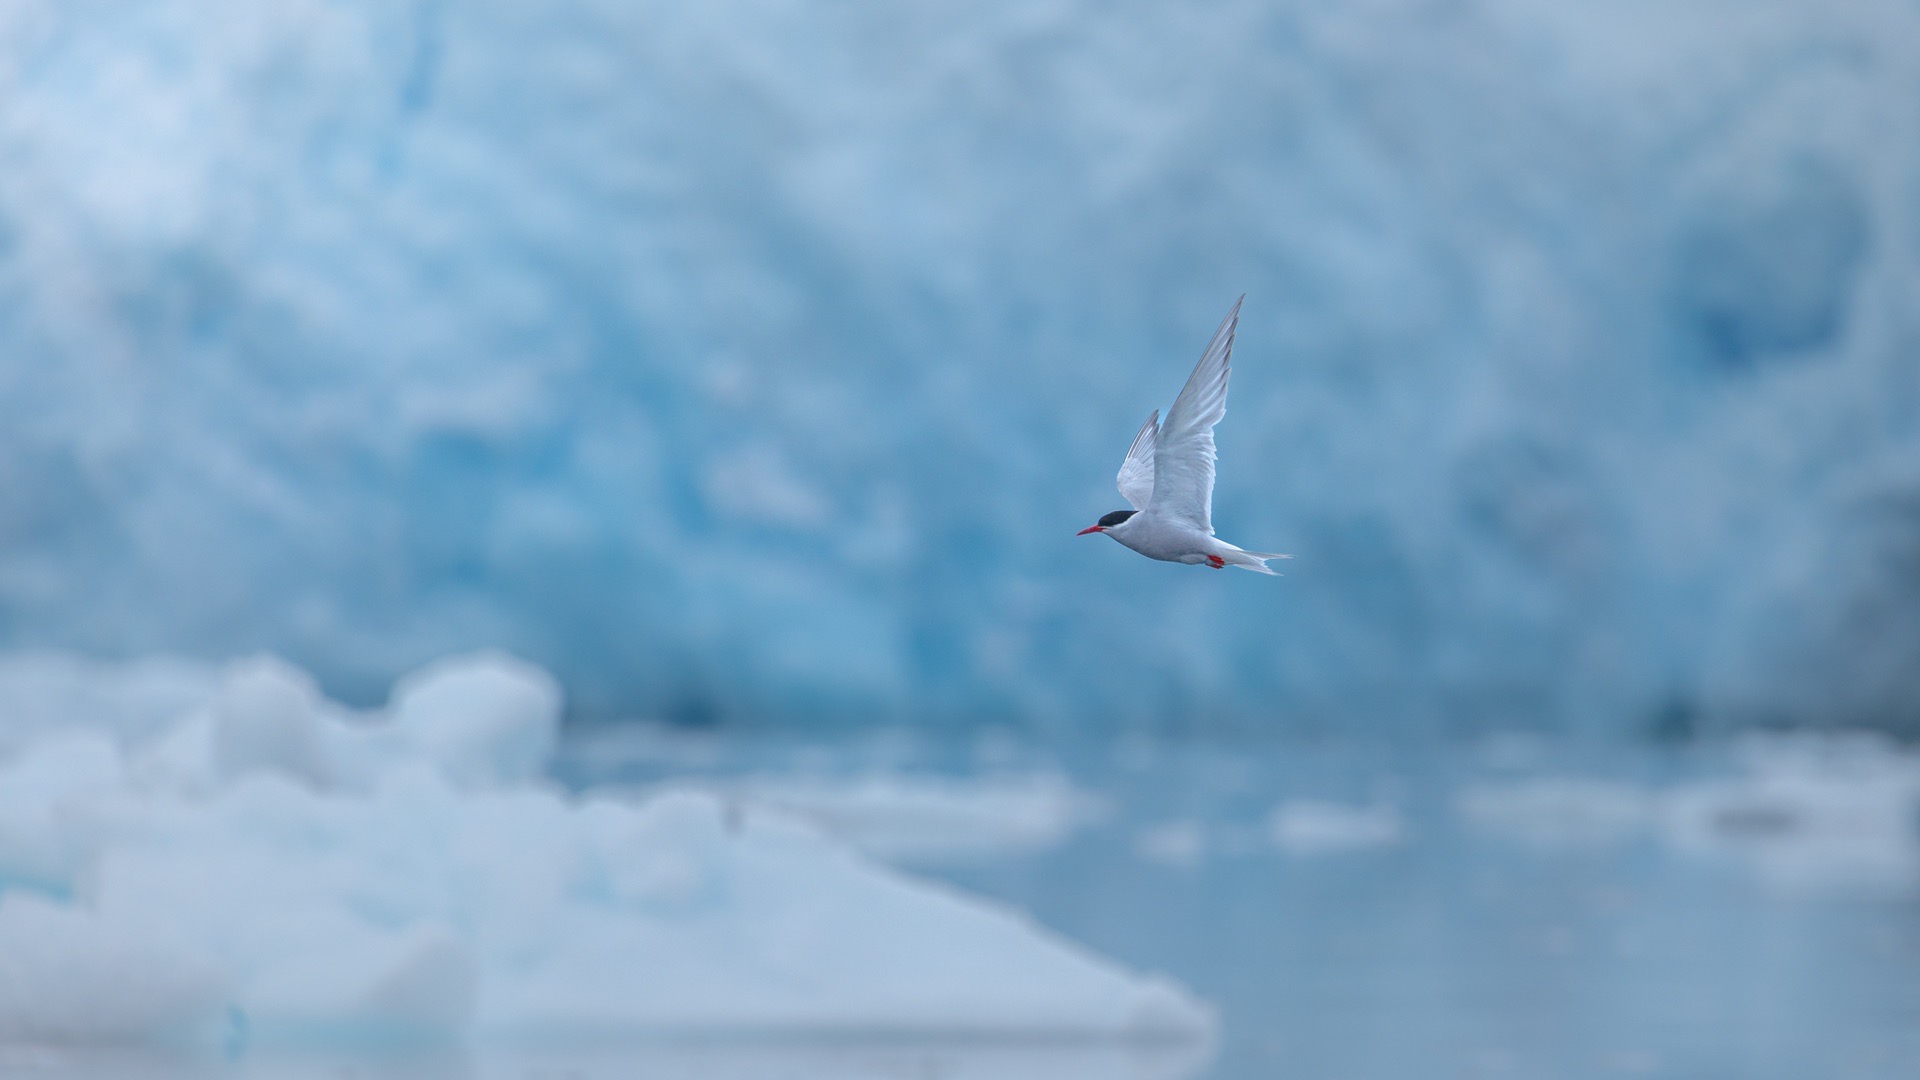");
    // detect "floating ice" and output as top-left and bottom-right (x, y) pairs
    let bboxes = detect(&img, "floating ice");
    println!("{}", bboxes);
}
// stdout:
(669, 772), (1108, 866)
(556, 726), (1107, 865)
(1459, 735), (1920, 893)
(1664, 735), (1920, 893)
(1130, 799), (1406, 867)
(1134, 820), (1209, 869)
(1456, 778), (1659, 848)
(1267, 800), (1406, 854)
(0, 1041), (1218, 1080)
(0, 653), (1215, 1049)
